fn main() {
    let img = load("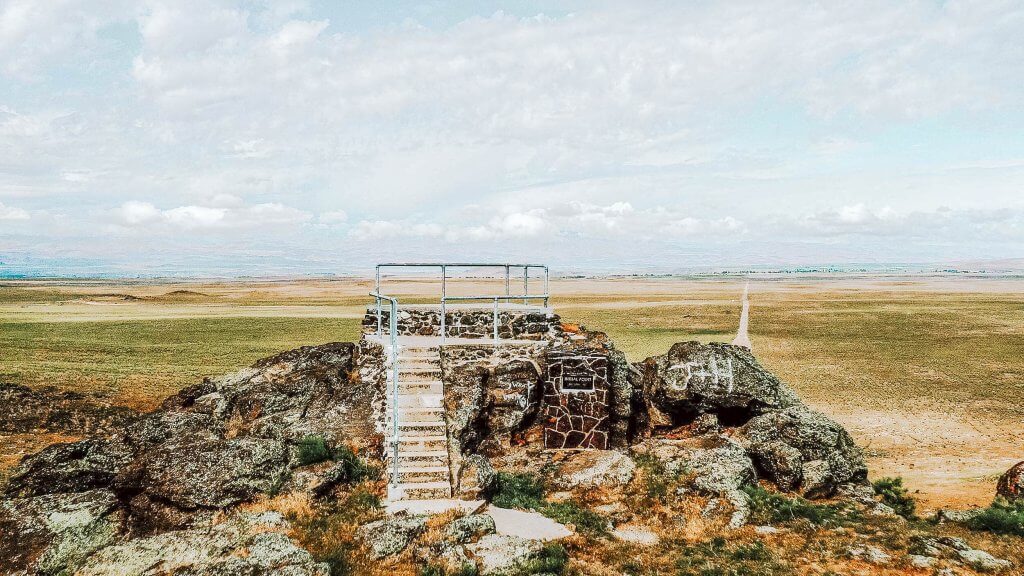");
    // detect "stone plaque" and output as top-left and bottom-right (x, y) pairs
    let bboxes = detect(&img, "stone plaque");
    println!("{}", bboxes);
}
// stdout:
(561, 366), (596, 392)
